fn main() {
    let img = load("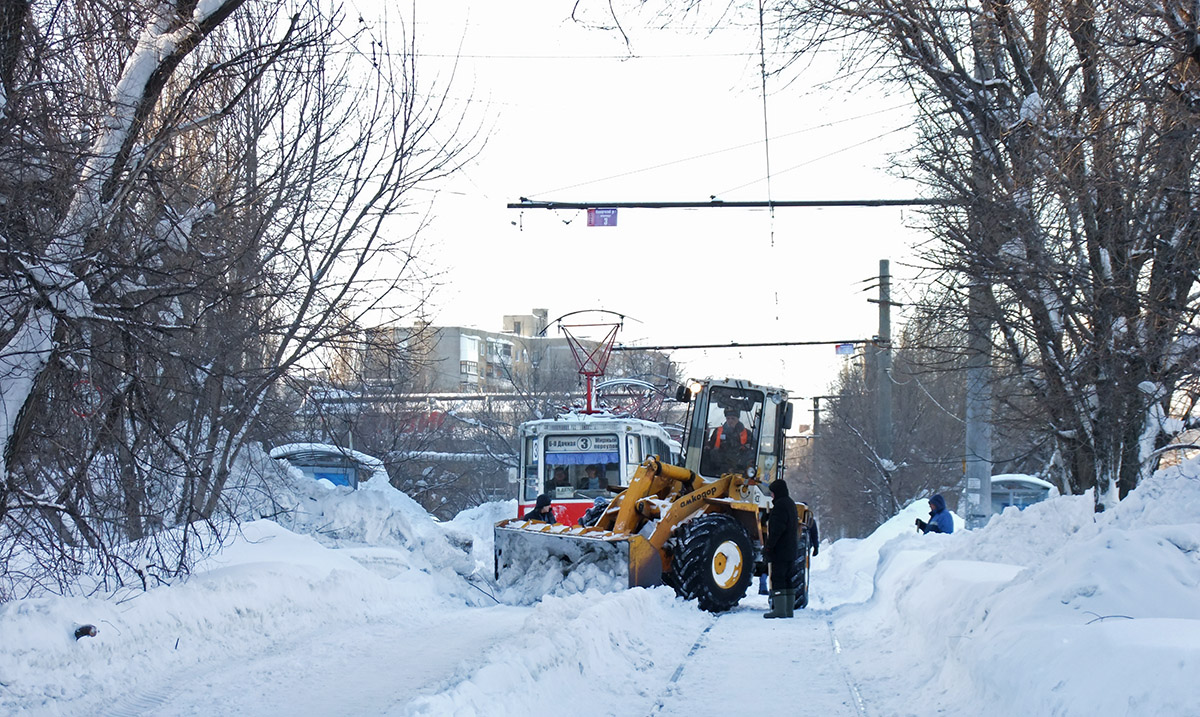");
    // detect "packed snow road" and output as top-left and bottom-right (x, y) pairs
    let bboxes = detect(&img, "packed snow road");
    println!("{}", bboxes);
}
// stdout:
(648, 598), (866, 717)
(96, 591), (865, 717)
